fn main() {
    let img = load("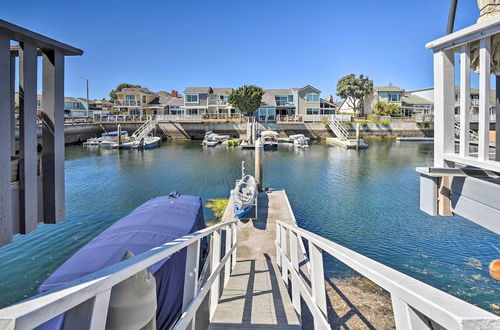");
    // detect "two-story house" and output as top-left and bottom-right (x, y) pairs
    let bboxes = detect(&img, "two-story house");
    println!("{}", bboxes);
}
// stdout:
(256, 85), (324, 122)
(181, 87), (238, 115)
(113, 87), (165, 116)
